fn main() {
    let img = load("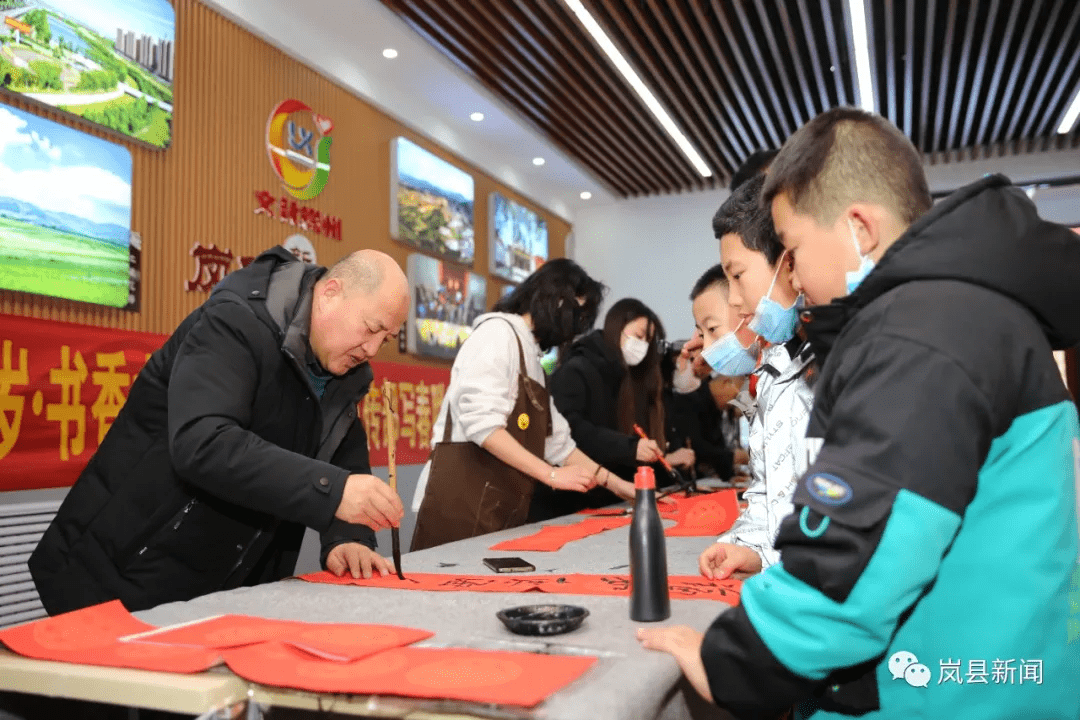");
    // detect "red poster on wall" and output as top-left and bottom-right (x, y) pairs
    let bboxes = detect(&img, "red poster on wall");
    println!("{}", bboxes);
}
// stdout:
(0, 314), (167, 491)
(362, 362), (450, 467)
(0, 315), (447, 490)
